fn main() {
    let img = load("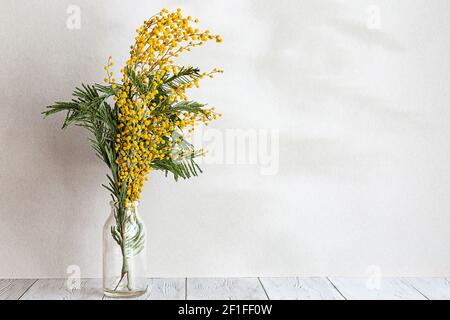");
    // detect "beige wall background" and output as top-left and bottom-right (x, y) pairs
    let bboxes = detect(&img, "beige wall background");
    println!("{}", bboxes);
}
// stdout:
(0, 0), (449, 278)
